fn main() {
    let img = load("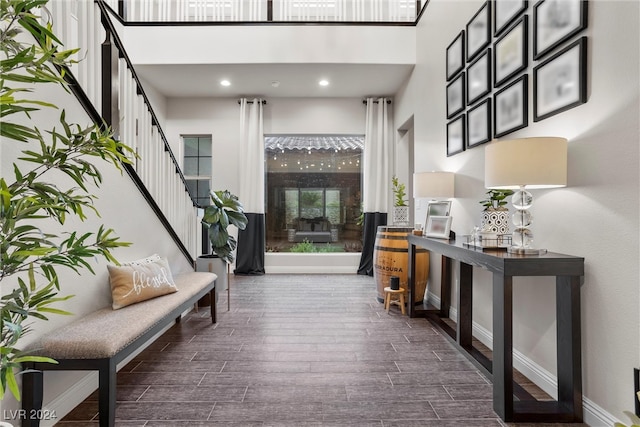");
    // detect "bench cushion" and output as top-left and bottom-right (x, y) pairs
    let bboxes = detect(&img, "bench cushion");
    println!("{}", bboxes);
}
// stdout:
(26, 272), (215, 360)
